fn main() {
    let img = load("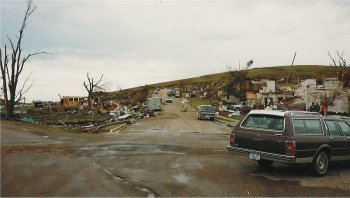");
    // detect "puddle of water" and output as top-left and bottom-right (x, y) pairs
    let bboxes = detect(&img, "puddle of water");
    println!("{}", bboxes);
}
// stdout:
(171, 161), (202, 169)
(134, 186), (156, 197)
(174, 173), (189, 183)
(131, 123), (144, 126)
(171, 163), (181, 168)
